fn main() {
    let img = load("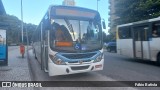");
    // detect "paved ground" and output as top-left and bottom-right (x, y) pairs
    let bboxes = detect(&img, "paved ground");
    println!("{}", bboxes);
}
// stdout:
(27, 49), (138, 90)
(101, 51), (160, 90)
(0, 46), (31, 81)
(0, 46), (33, 90)
(102, 50), (160, 81)
(0, 46), (160, 90)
